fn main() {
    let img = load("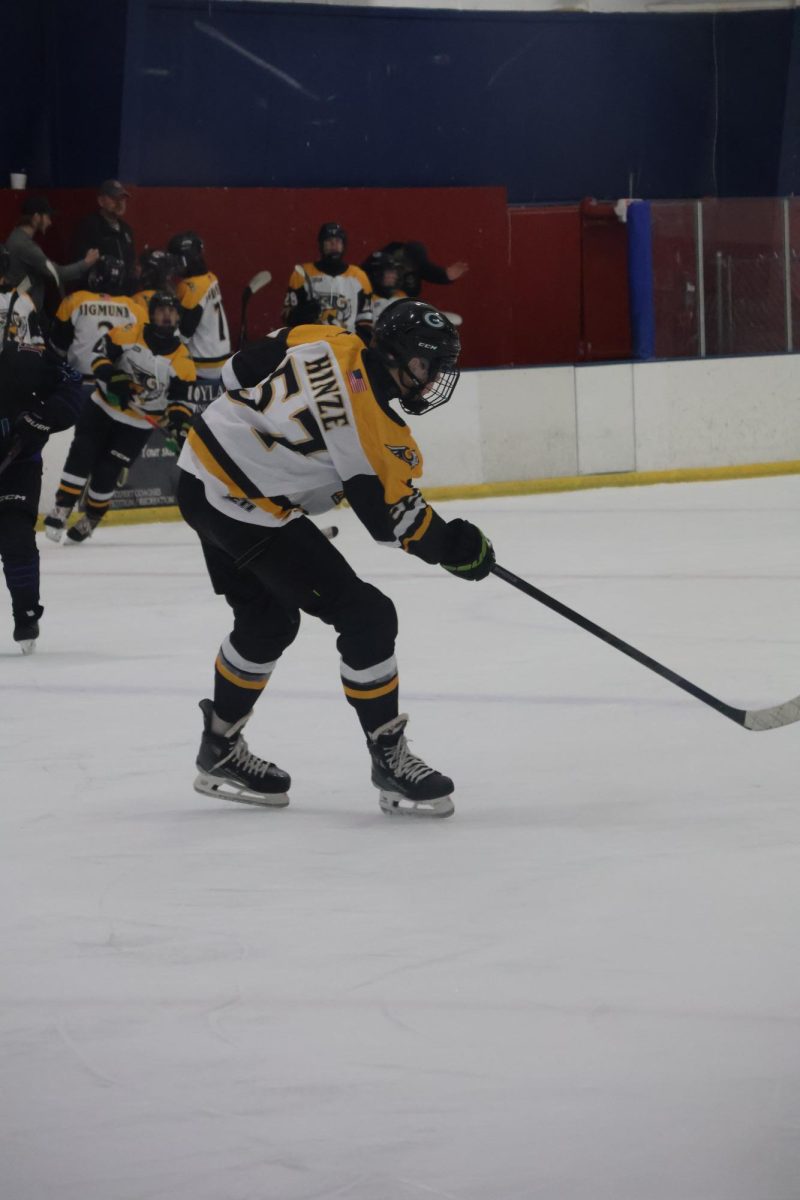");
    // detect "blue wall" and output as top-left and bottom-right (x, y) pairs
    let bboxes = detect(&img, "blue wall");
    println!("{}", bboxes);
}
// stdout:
(6, 1), (798, 200)
(1, 0), (127, 187)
